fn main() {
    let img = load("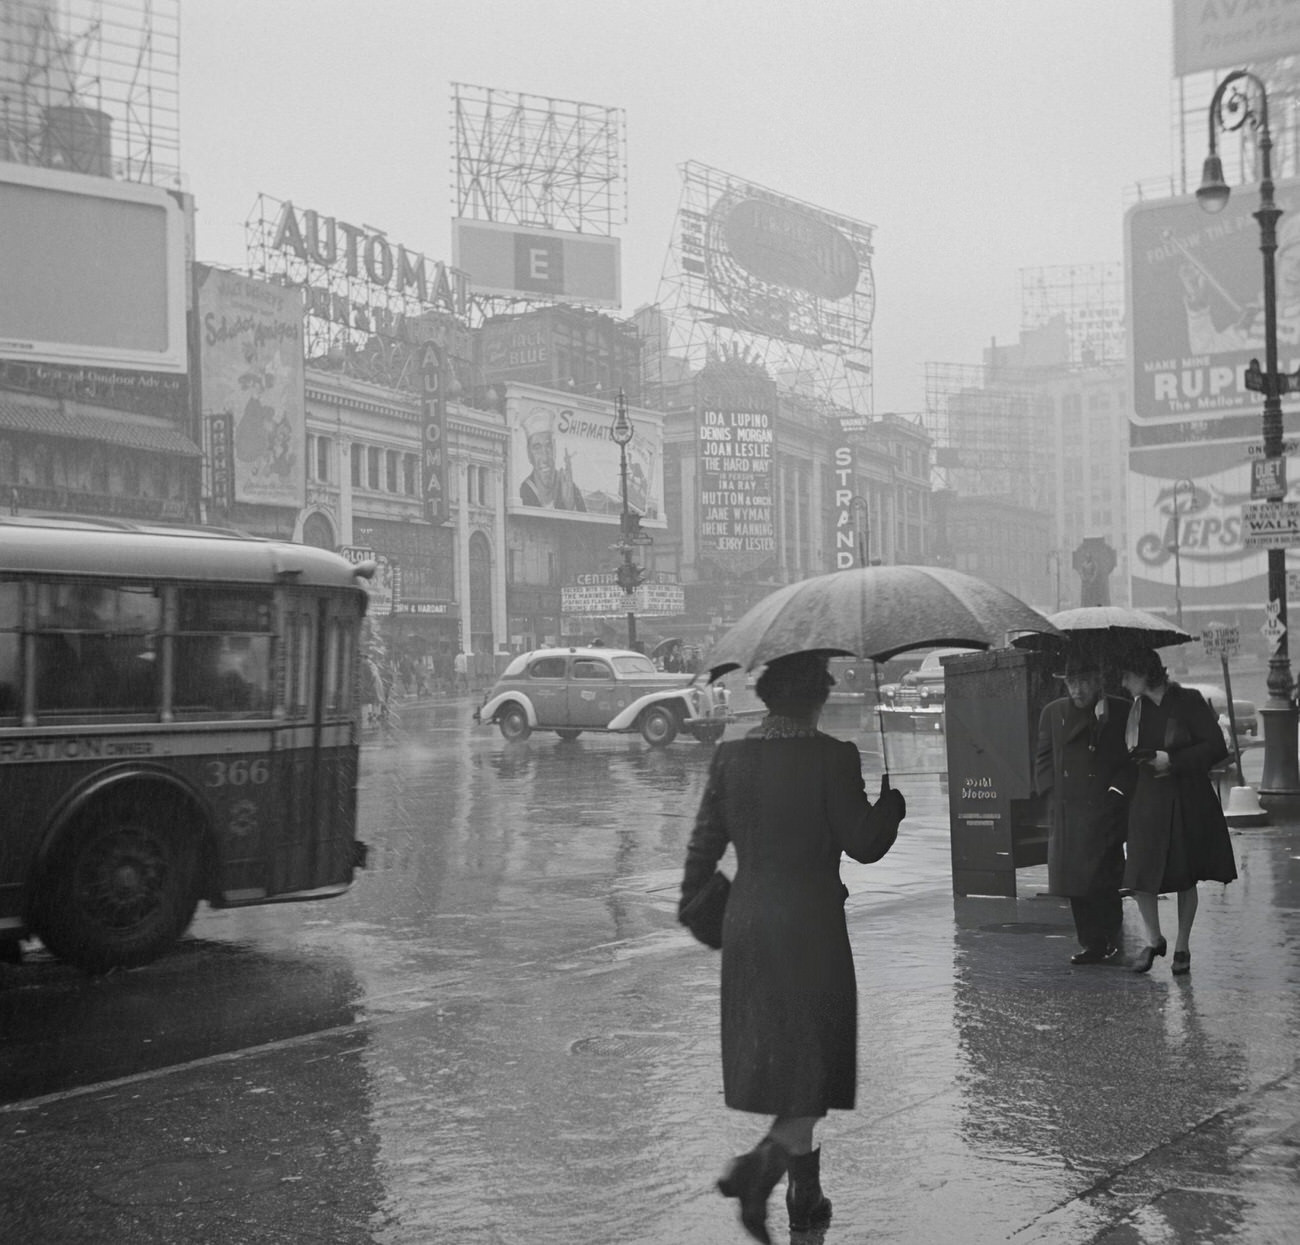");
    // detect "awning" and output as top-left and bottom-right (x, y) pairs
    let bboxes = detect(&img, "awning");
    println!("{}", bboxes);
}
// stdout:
(0, 399), (202, 457)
